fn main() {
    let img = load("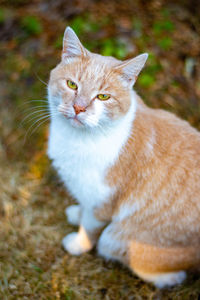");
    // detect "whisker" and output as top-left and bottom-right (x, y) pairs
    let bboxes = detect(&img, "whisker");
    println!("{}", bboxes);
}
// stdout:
(24, 109), (60, 137)
(29, 110), (59, 121)
(27, 113), (51, 129)
(19, 106), (50, 117)
(22, 106), (49, 113)
(24, 106), (58, 115)
(22, 104), (49, 110)
(16, 100), (49, 115)
(33, 71), (48, 86)
(21, 109), (51, 125)
(18, 100), (49, 110)
(23, 114), (51, 144)
(19, 104), (58, 120)
(28, 111), (59, 124)
(28, 117), (50, 138)
(19, 100), (49, 107)
(24, 118), (50, 145)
